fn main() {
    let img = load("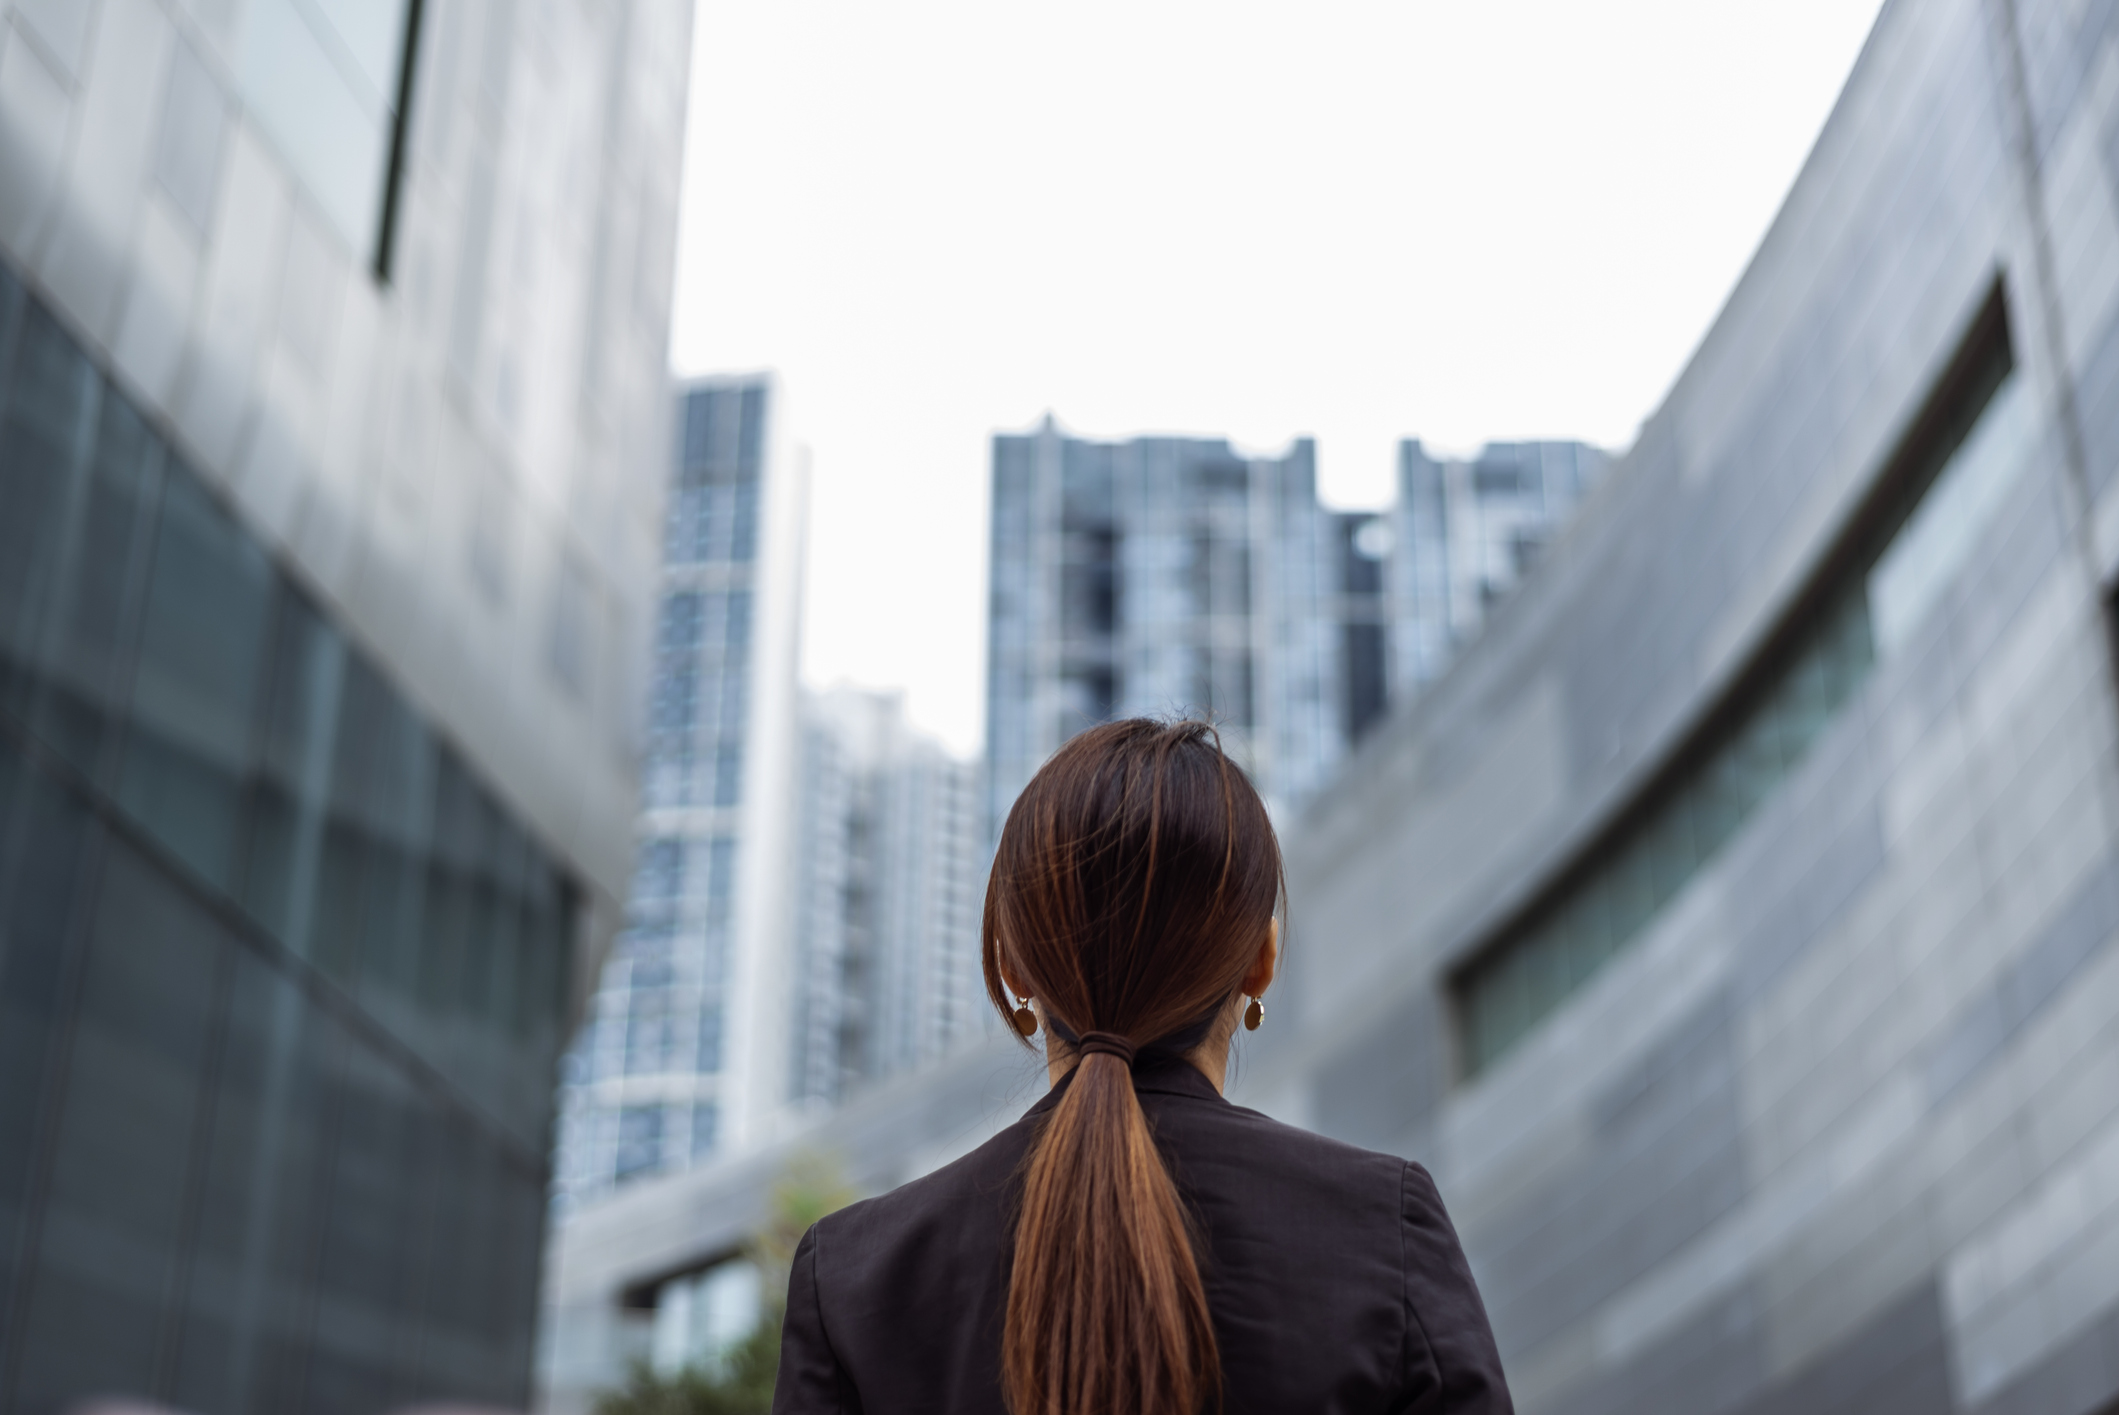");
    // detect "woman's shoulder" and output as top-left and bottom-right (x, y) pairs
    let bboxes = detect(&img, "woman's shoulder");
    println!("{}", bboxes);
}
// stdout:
(807, 1108), (1037, 1268)
(807, 1081), (1458, 1272)
(1223, 1101), (1454, 1216)
(1153, 1085), (1421, 1198)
